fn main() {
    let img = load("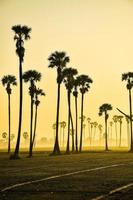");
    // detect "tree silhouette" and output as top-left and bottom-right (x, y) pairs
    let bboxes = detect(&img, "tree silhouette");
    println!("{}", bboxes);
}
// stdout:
(109, 121), (113, 145)
(48, 51), (70, 155)
(99, 103), (113, 151)
(62, 67), (78, 153)
(125, 116), (130, 148)
(60, 121), (66, 148)
(98, 124), (103, 145)
(73, 77), (79, 152)
(32, 88), (45, 151)
(11, 25), (31, 159)
(117, 115), (123, 147)
(77, 75), (93, 152)
(93, 121), (98, 144)
(23, 132), (29, 147)
(112, 115), (118, 146)
(1, 75), (17, 153)
(122, 72), (133, 152)
(87, 117), (91, 146)
(23, 70), (41, 157)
